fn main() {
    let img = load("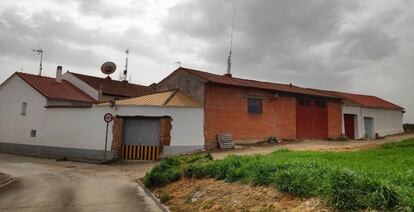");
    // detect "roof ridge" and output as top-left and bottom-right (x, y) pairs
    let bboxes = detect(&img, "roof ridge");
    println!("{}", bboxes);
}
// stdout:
(179, 67), (296, 88)
(163, 89), (178, 106)
(17, 72), (55, 80)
